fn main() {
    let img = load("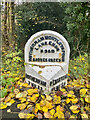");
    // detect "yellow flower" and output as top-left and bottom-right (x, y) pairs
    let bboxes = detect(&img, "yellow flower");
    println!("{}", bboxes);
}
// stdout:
(34, 108), (38, 113)
(61, 89), (66, 92)
(27, 89), (38, 95)
(35, 103), (41, 110)
(46, 101), (53, 109)
(80, 89), (87, 96)
(7, 71), (10, 74)
(66, 98), (71, 104)
(18, 24), (21, 26)
(57, 111), (64, 118)
(82, 58), (85, 61)
(70, 105), (79, 113)
(15, 77), (20, 80)
(49, 109), (55, 116)
(71, 98), (78, 104)
(72, 110), (79, 113)
(41, 95), (45, 99)
(85, 95), (90, 103)
(22, 83), (28, 87)
(21, 98), (26, 103)
(53, 95), (61, 104)
(74, 67), (77, 70)
(42, 106), (48, 112)
(67, 94), (72, 97)
(69, 91), (74, 95)
(68, 74), (70, 76)
(17, 71), (19, 73)
(34, 94), (39, 97)
(54, 112), (58, 117)
(0, 103), (7, 109)
(9, 99), (15, 104)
